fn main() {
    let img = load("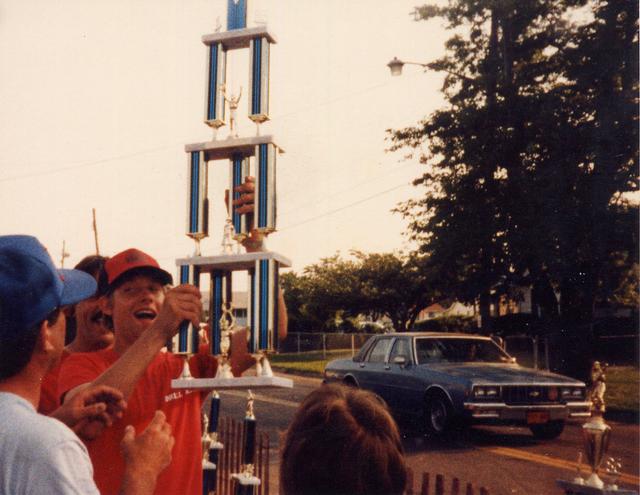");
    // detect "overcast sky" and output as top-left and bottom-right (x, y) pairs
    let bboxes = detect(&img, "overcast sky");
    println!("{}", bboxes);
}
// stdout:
(0, 0), (450, 277)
